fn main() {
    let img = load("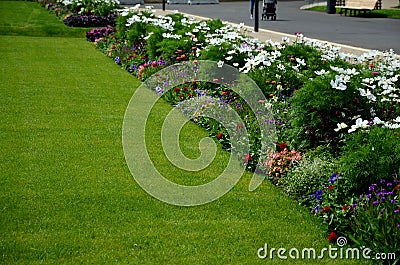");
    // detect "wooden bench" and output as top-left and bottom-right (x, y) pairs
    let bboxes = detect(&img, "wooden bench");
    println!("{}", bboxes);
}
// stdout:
(335, 0), (381, 16)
